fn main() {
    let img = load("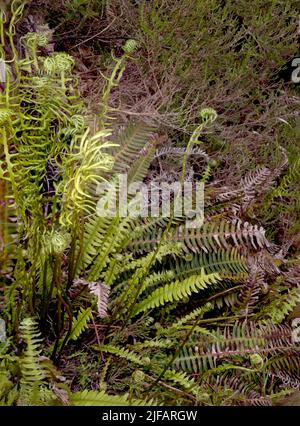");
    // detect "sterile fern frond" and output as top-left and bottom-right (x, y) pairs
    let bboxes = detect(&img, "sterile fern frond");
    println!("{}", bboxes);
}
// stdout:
(163, 369), (210, 402)
(18, 318), (48, 405)
(93, 344), (150, 367)
(110, 121), (155, 176)
(132, 269), (221, 316)
(70, 389), (152, 406)
(67, 307), (93, 342)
